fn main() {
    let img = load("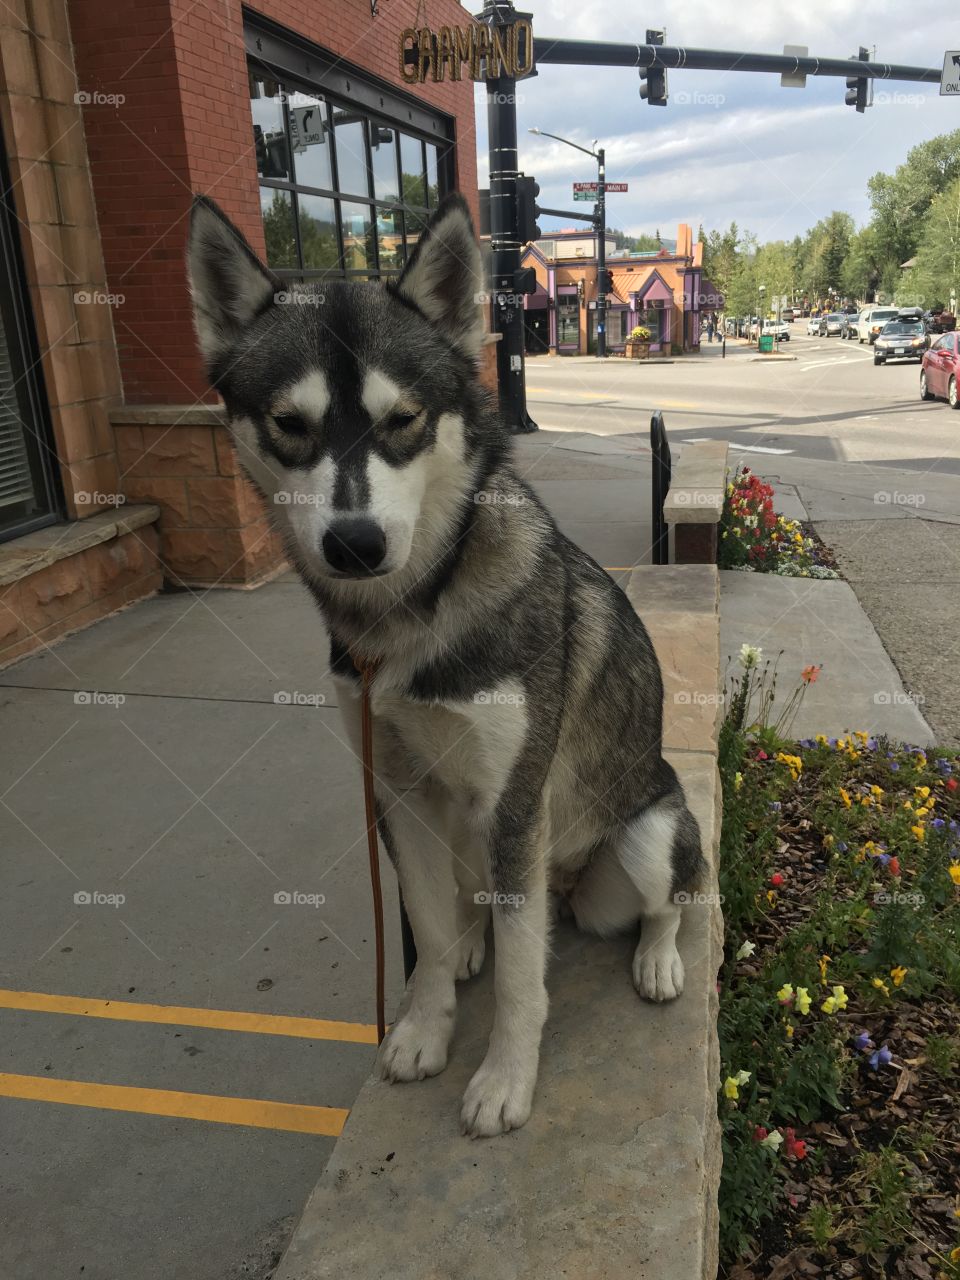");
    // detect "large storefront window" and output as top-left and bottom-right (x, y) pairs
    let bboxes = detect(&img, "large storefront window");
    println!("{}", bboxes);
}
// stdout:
(639, 303), (667, 342)
(249, 61), (452, 282)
